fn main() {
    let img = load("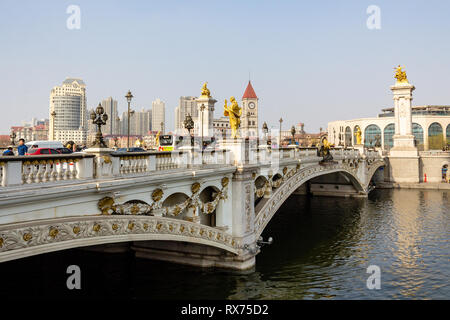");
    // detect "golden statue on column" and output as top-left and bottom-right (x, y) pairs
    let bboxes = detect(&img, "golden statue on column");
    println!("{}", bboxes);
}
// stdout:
(200, 82), (211, 98)
(223, 96), (242, 139)
(394, 65), (409, 84)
